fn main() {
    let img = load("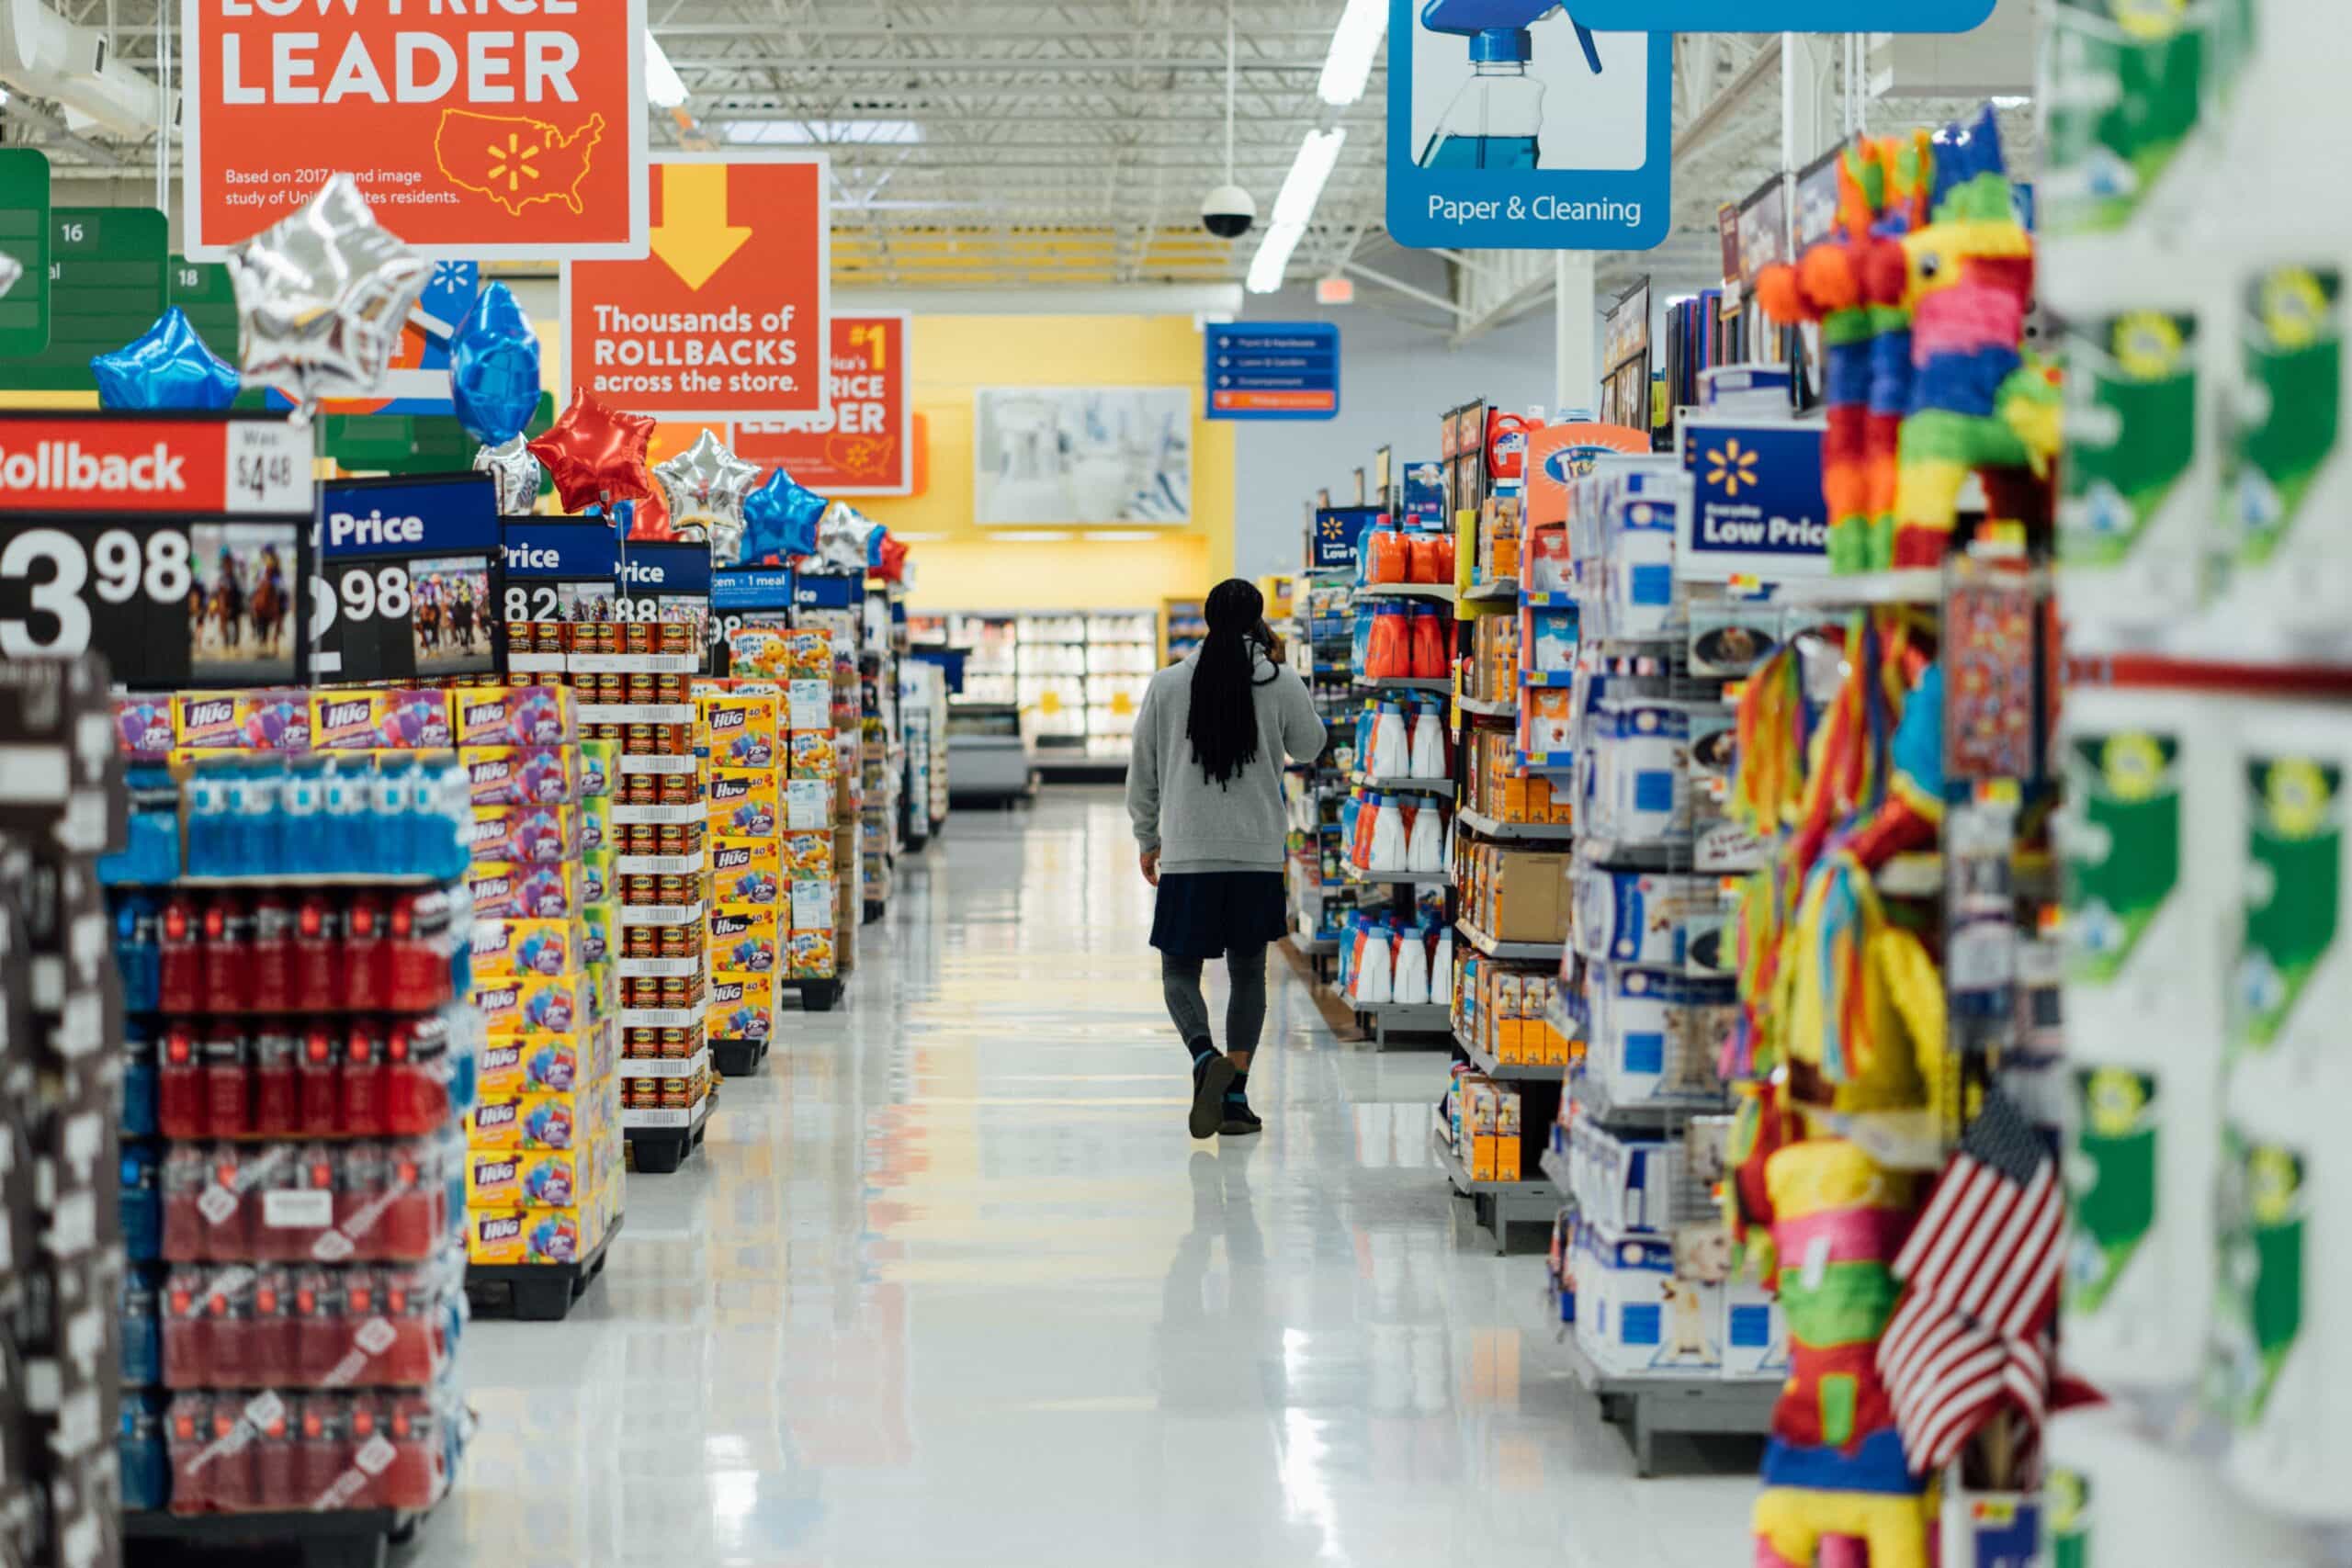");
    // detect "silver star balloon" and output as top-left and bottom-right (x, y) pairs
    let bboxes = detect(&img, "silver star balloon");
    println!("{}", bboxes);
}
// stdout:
(814, 502), (879, 573)
(226, 175), (432, 413)
(0, 252), (19, 299)
(473, 437), (543, 516)
(653, 430), (762, 537)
